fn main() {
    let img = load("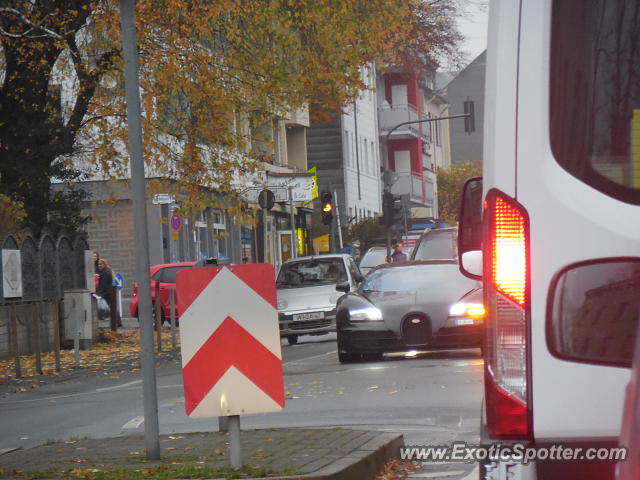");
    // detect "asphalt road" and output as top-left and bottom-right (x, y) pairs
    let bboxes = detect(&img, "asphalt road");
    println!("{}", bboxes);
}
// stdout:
(0, 332), (483, 467)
